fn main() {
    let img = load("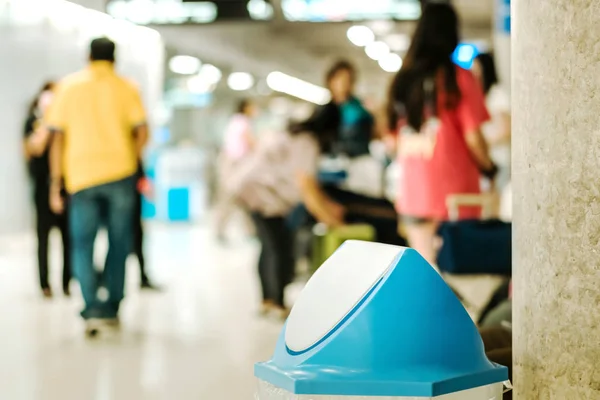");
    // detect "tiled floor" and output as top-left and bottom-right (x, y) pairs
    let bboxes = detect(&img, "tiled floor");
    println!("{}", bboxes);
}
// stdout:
(0, 223), (284, 400)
